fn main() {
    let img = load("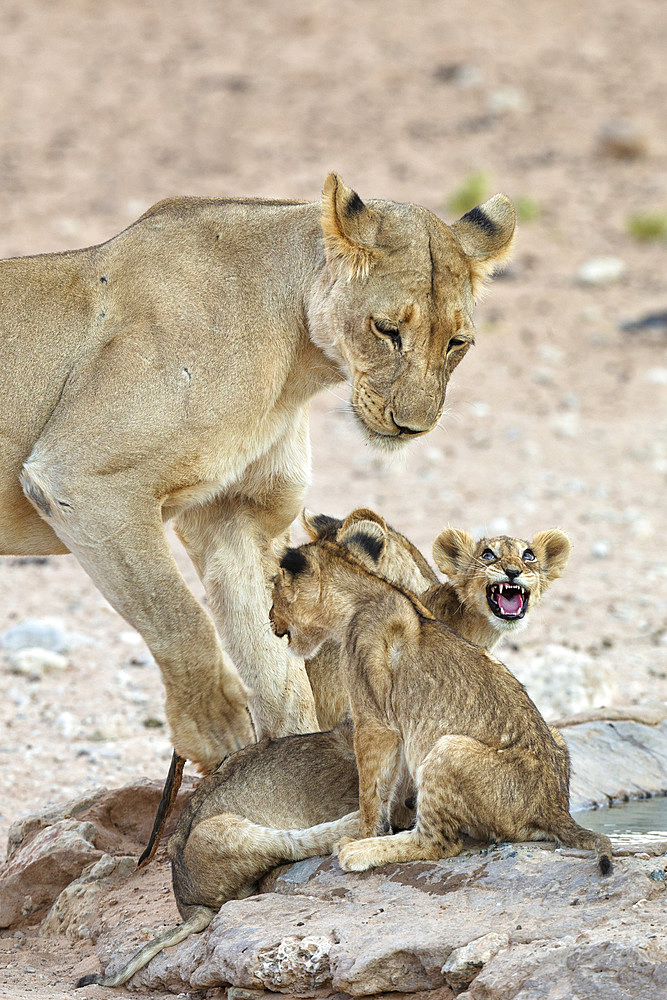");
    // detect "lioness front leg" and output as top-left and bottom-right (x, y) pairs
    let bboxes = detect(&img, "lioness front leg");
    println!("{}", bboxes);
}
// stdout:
(176, 494), (318, 738)
(20, 467), (253, 771)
